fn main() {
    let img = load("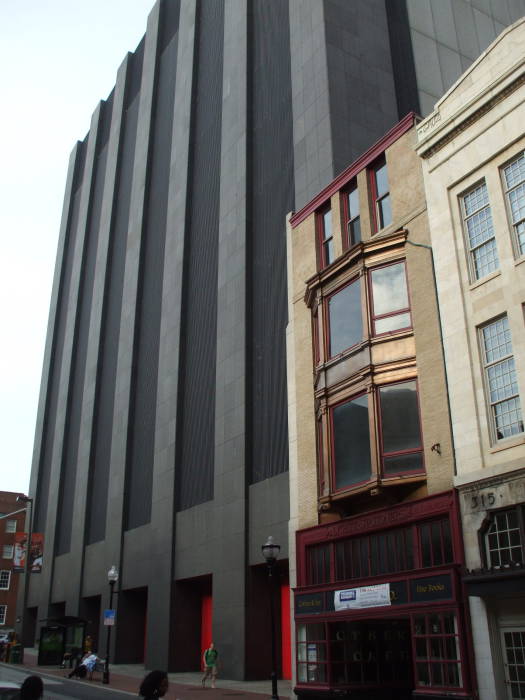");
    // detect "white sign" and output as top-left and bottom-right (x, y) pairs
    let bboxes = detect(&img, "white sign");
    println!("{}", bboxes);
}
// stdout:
(334, 583), (391, 611)
(103, 609), (116, 626)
